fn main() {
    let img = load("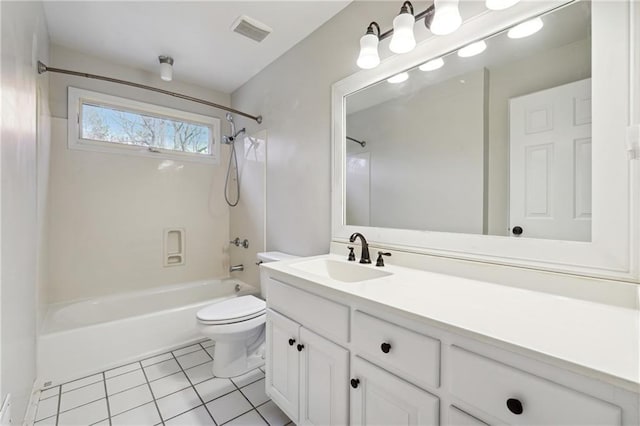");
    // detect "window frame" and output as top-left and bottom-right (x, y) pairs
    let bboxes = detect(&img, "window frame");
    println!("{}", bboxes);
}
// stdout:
(68, 87), (221, 164)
